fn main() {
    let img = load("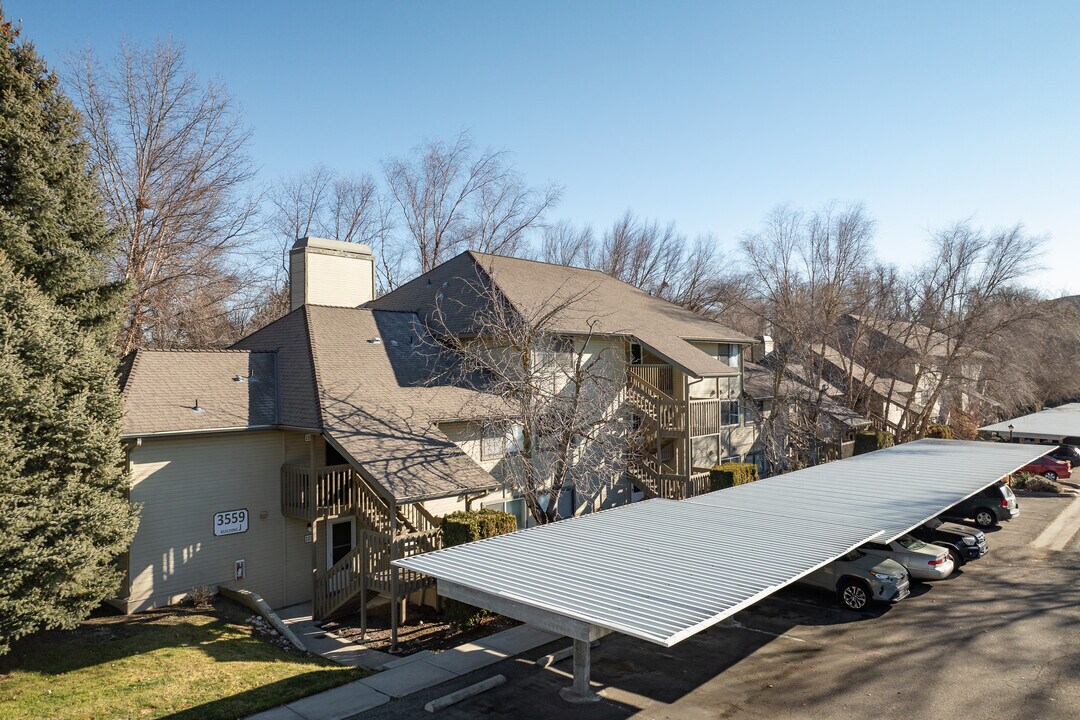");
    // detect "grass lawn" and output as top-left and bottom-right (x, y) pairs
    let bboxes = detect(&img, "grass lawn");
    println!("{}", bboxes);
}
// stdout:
(0, 599), (366, 720)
